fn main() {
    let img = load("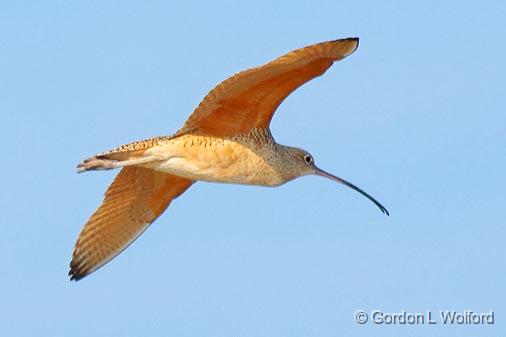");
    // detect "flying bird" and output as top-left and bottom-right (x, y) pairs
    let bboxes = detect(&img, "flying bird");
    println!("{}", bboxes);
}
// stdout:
(70, 37), (388, 280)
